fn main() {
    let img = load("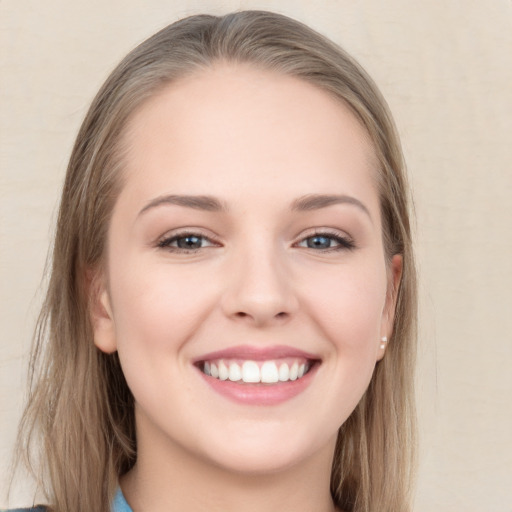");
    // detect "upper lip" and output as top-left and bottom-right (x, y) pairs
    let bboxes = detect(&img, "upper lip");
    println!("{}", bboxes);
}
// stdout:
(193, 344), (321, 363)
